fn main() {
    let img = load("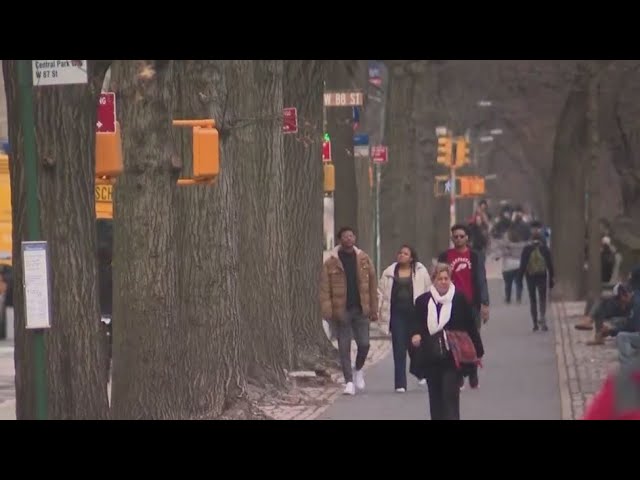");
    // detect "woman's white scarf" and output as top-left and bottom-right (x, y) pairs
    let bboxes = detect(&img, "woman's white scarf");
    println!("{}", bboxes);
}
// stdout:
(427, 283), (456, 335)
